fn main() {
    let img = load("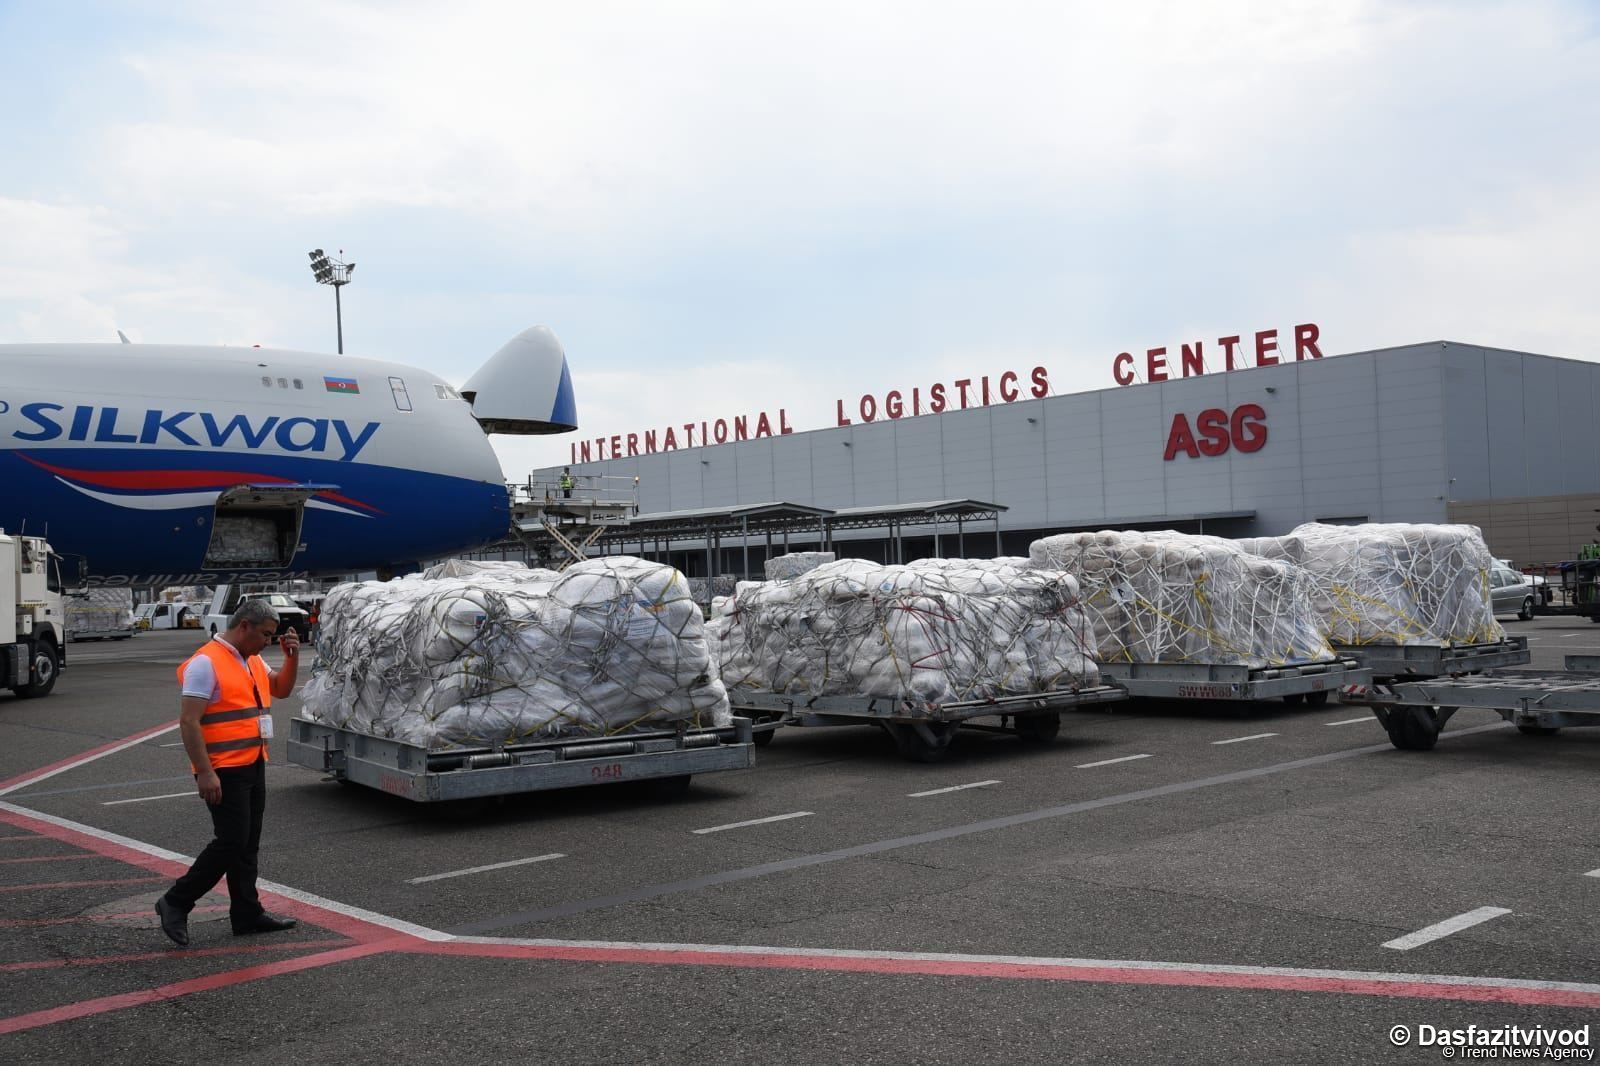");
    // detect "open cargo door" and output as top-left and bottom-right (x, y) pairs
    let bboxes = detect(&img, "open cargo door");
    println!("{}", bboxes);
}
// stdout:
(204, 484), (332, 570)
